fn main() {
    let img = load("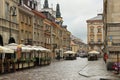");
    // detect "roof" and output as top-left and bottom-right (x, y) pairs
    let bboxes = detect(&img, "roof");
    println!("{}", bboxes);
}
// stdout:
(32, 10), (46, 19)
(70, 41), (77, 46)
(87, 14), (103, 22)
